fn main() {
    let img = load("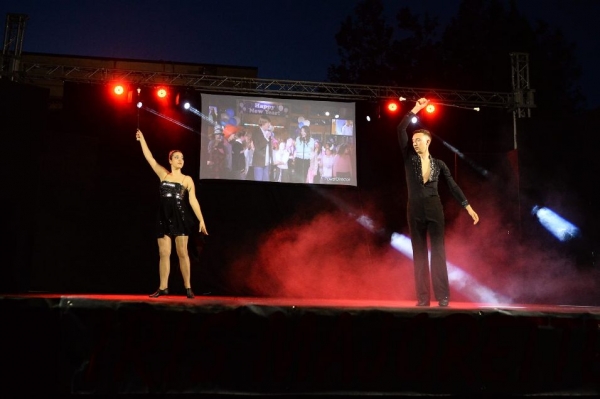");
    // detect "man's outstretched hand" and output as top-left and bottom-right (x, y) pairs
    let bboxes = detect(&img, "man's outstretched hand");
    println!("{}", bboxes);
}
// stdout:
(411, 98), (430, 114)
